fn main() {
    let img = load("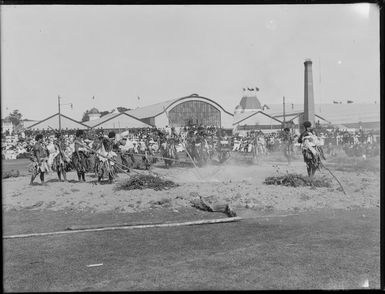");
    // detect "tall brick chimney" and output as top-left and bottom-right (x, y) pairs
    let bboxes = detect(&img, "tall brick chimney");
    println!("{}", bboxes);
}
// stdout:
(300, 58), (315, 132)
